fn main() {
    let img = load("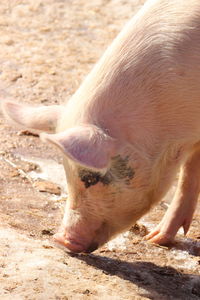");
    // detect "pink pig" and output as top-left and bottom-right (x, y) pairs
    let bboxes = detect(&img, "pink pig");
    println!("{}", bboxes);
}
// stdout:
(2, 0), (200, 253)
